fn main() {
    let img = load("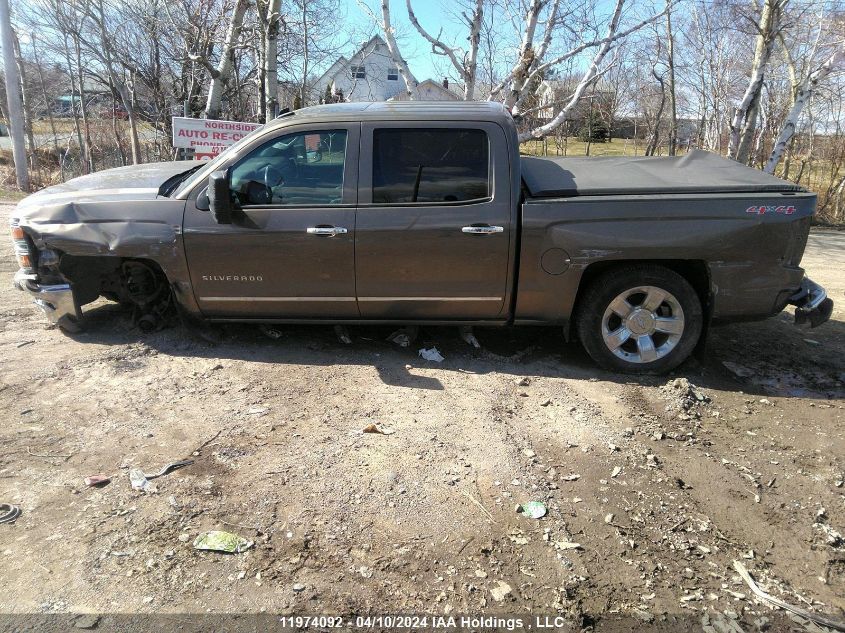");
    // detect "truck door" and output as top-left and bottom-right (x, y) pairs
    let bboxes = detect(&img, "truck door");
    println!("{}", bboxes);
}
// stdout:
(183, 124), (359, 318)
(355, 122), (512, 319)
